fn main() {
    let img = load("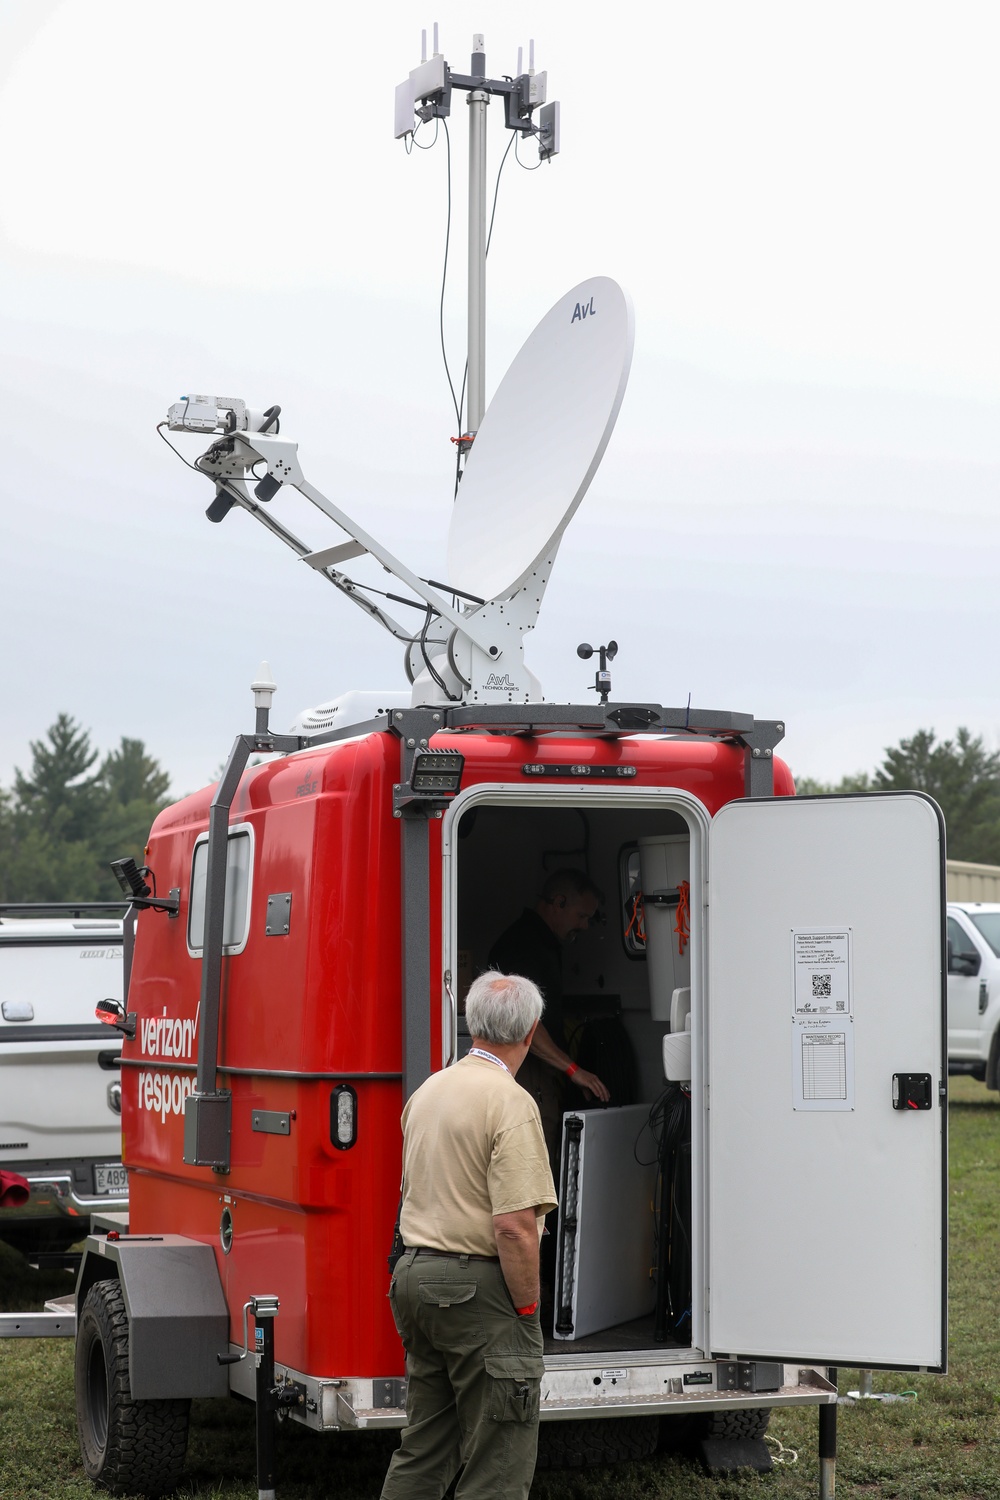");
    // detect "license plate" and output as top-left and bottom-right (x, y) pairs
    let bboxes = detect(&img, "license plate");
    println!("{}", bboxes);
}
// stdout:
(94, 1163), (128, 1196)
